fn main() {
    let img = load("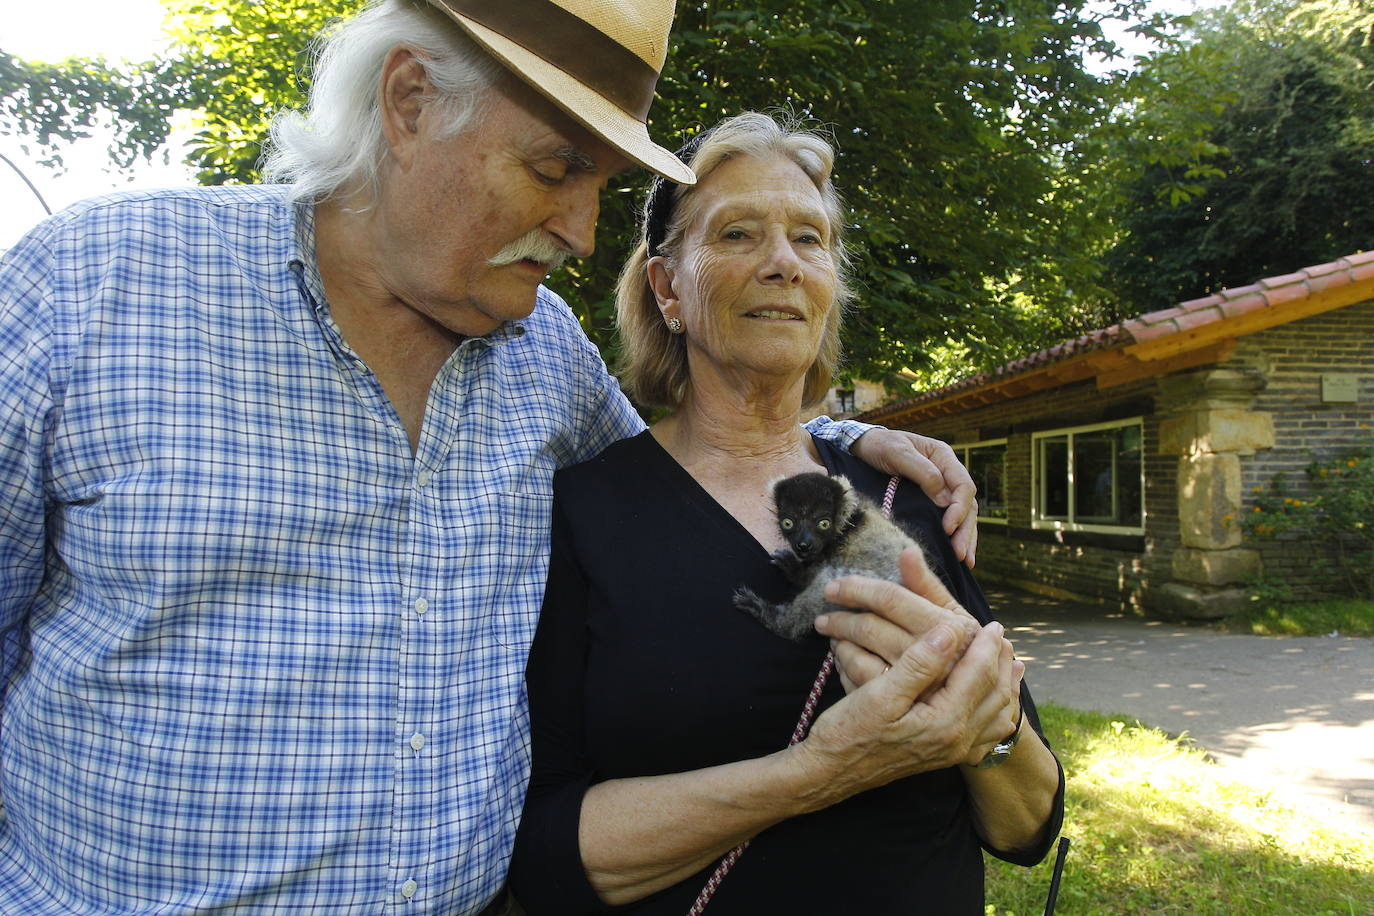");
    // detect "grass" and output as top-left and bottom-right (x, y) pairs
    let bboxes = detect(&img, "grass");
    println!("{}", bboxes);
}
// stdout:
(984, 703), (1374, 915)
(1218, 598), (1374, 637)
